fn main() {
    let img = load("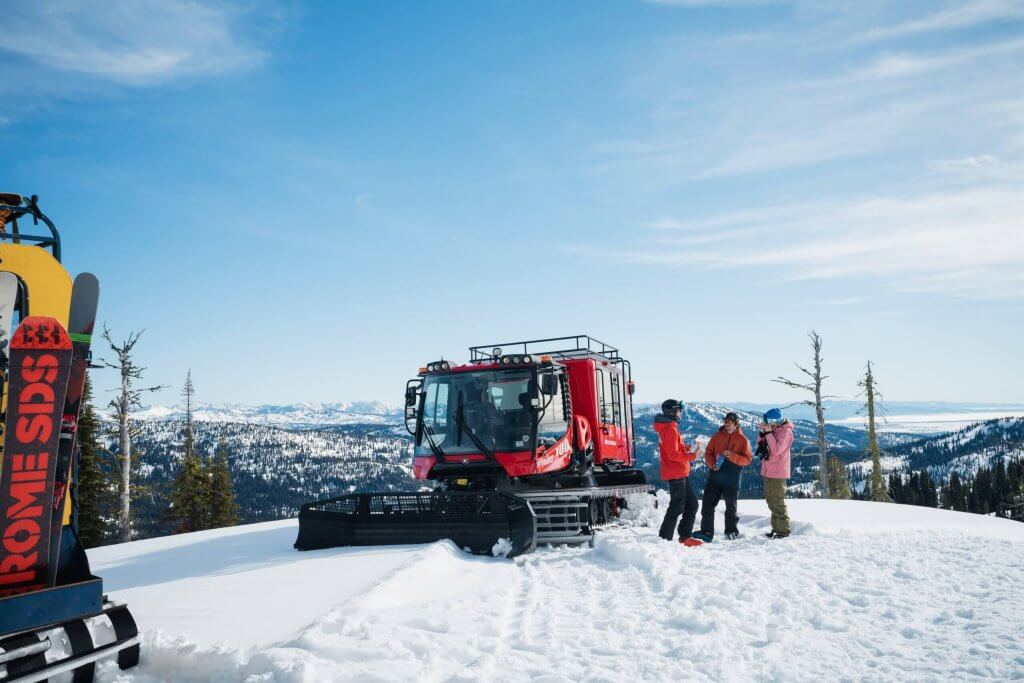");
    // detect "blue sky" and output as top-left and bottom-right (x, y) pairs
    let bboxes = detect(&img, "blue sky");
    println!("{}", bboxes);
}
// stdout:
(1, 0), (1022, 407)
